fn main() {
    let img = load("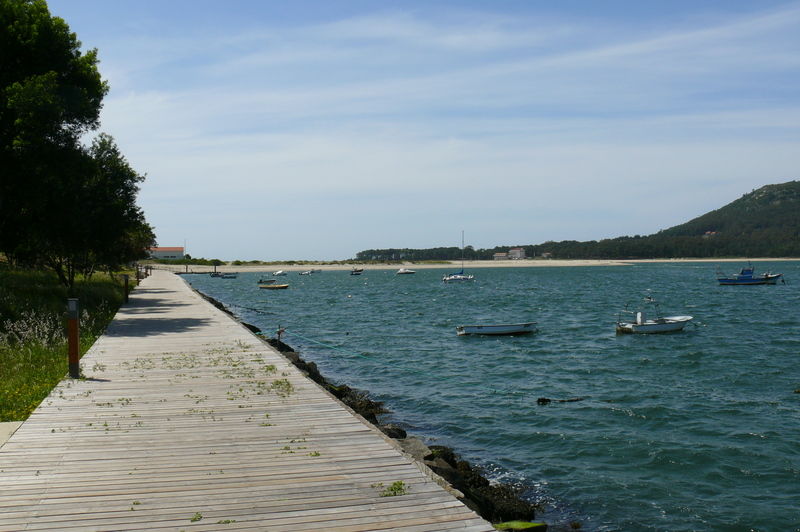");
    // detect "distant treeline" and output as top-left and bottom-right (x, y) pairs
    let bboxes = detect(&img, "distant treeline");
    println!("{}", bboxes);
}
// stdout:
(356, 181), (800, 261)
